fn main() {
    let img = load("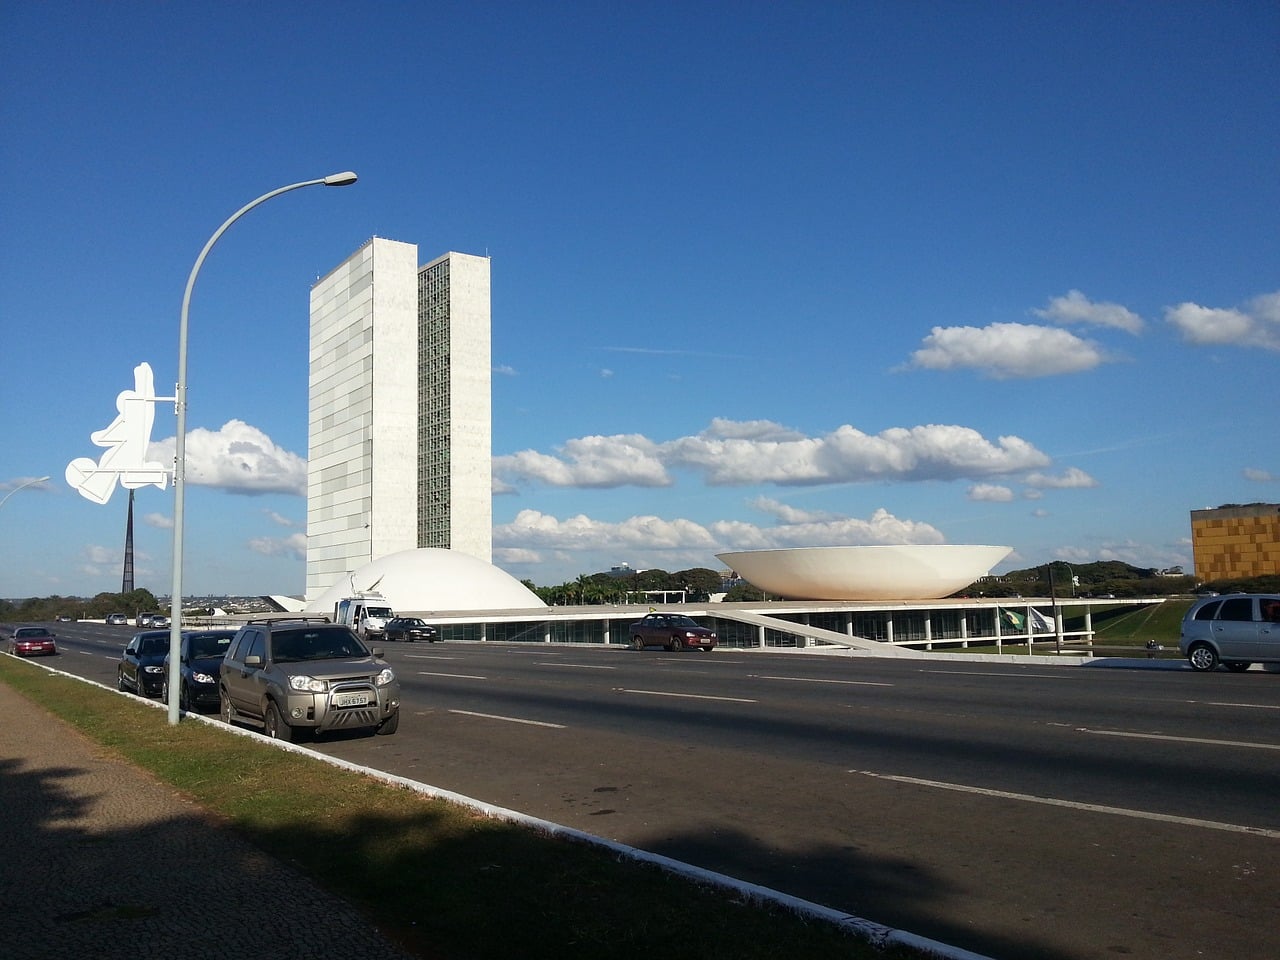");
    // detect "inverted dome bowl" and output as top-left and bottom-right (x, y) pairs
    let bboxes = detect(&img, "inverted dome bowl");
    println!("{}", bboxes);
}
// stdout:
(716, 544), (1012, 601)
